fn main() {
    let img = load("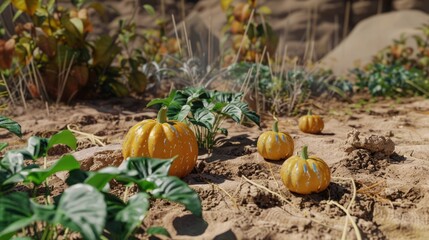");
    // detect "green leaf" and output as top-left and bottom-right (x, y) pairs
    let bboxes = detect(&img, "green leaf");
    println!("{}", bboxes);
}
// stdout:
(0, 116), (22, 138)
(146, 226), (171, 237)
(115, 193), (150, 238)
(0, 143), (7, 152)
(92, 35), (121, 68)
(47, 130), (77, 151)
(66, 169), (89, 186)
(191, 108), (215, 130)
(121, 157), (173, 181)
(221, 104), (242, 123)
(151, 176), (202, 217)
(26, 136), (49, 159)
(0, 151), (25, 174)
(55, 184), (106, 240)
(70, 18), (84, 35)
(0, 0), (11, 14)
(84, 167), (121, 191)
(22, 155), (80, 185)
(176, 105), (191, 122)
(12, 10), (23, 22)
(143, 4), (155, 15)
(128, 71), (148, 93)
(0, 192), (34, 238)
(236, 102), (260, 126)
(146, 90), (177, 108)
